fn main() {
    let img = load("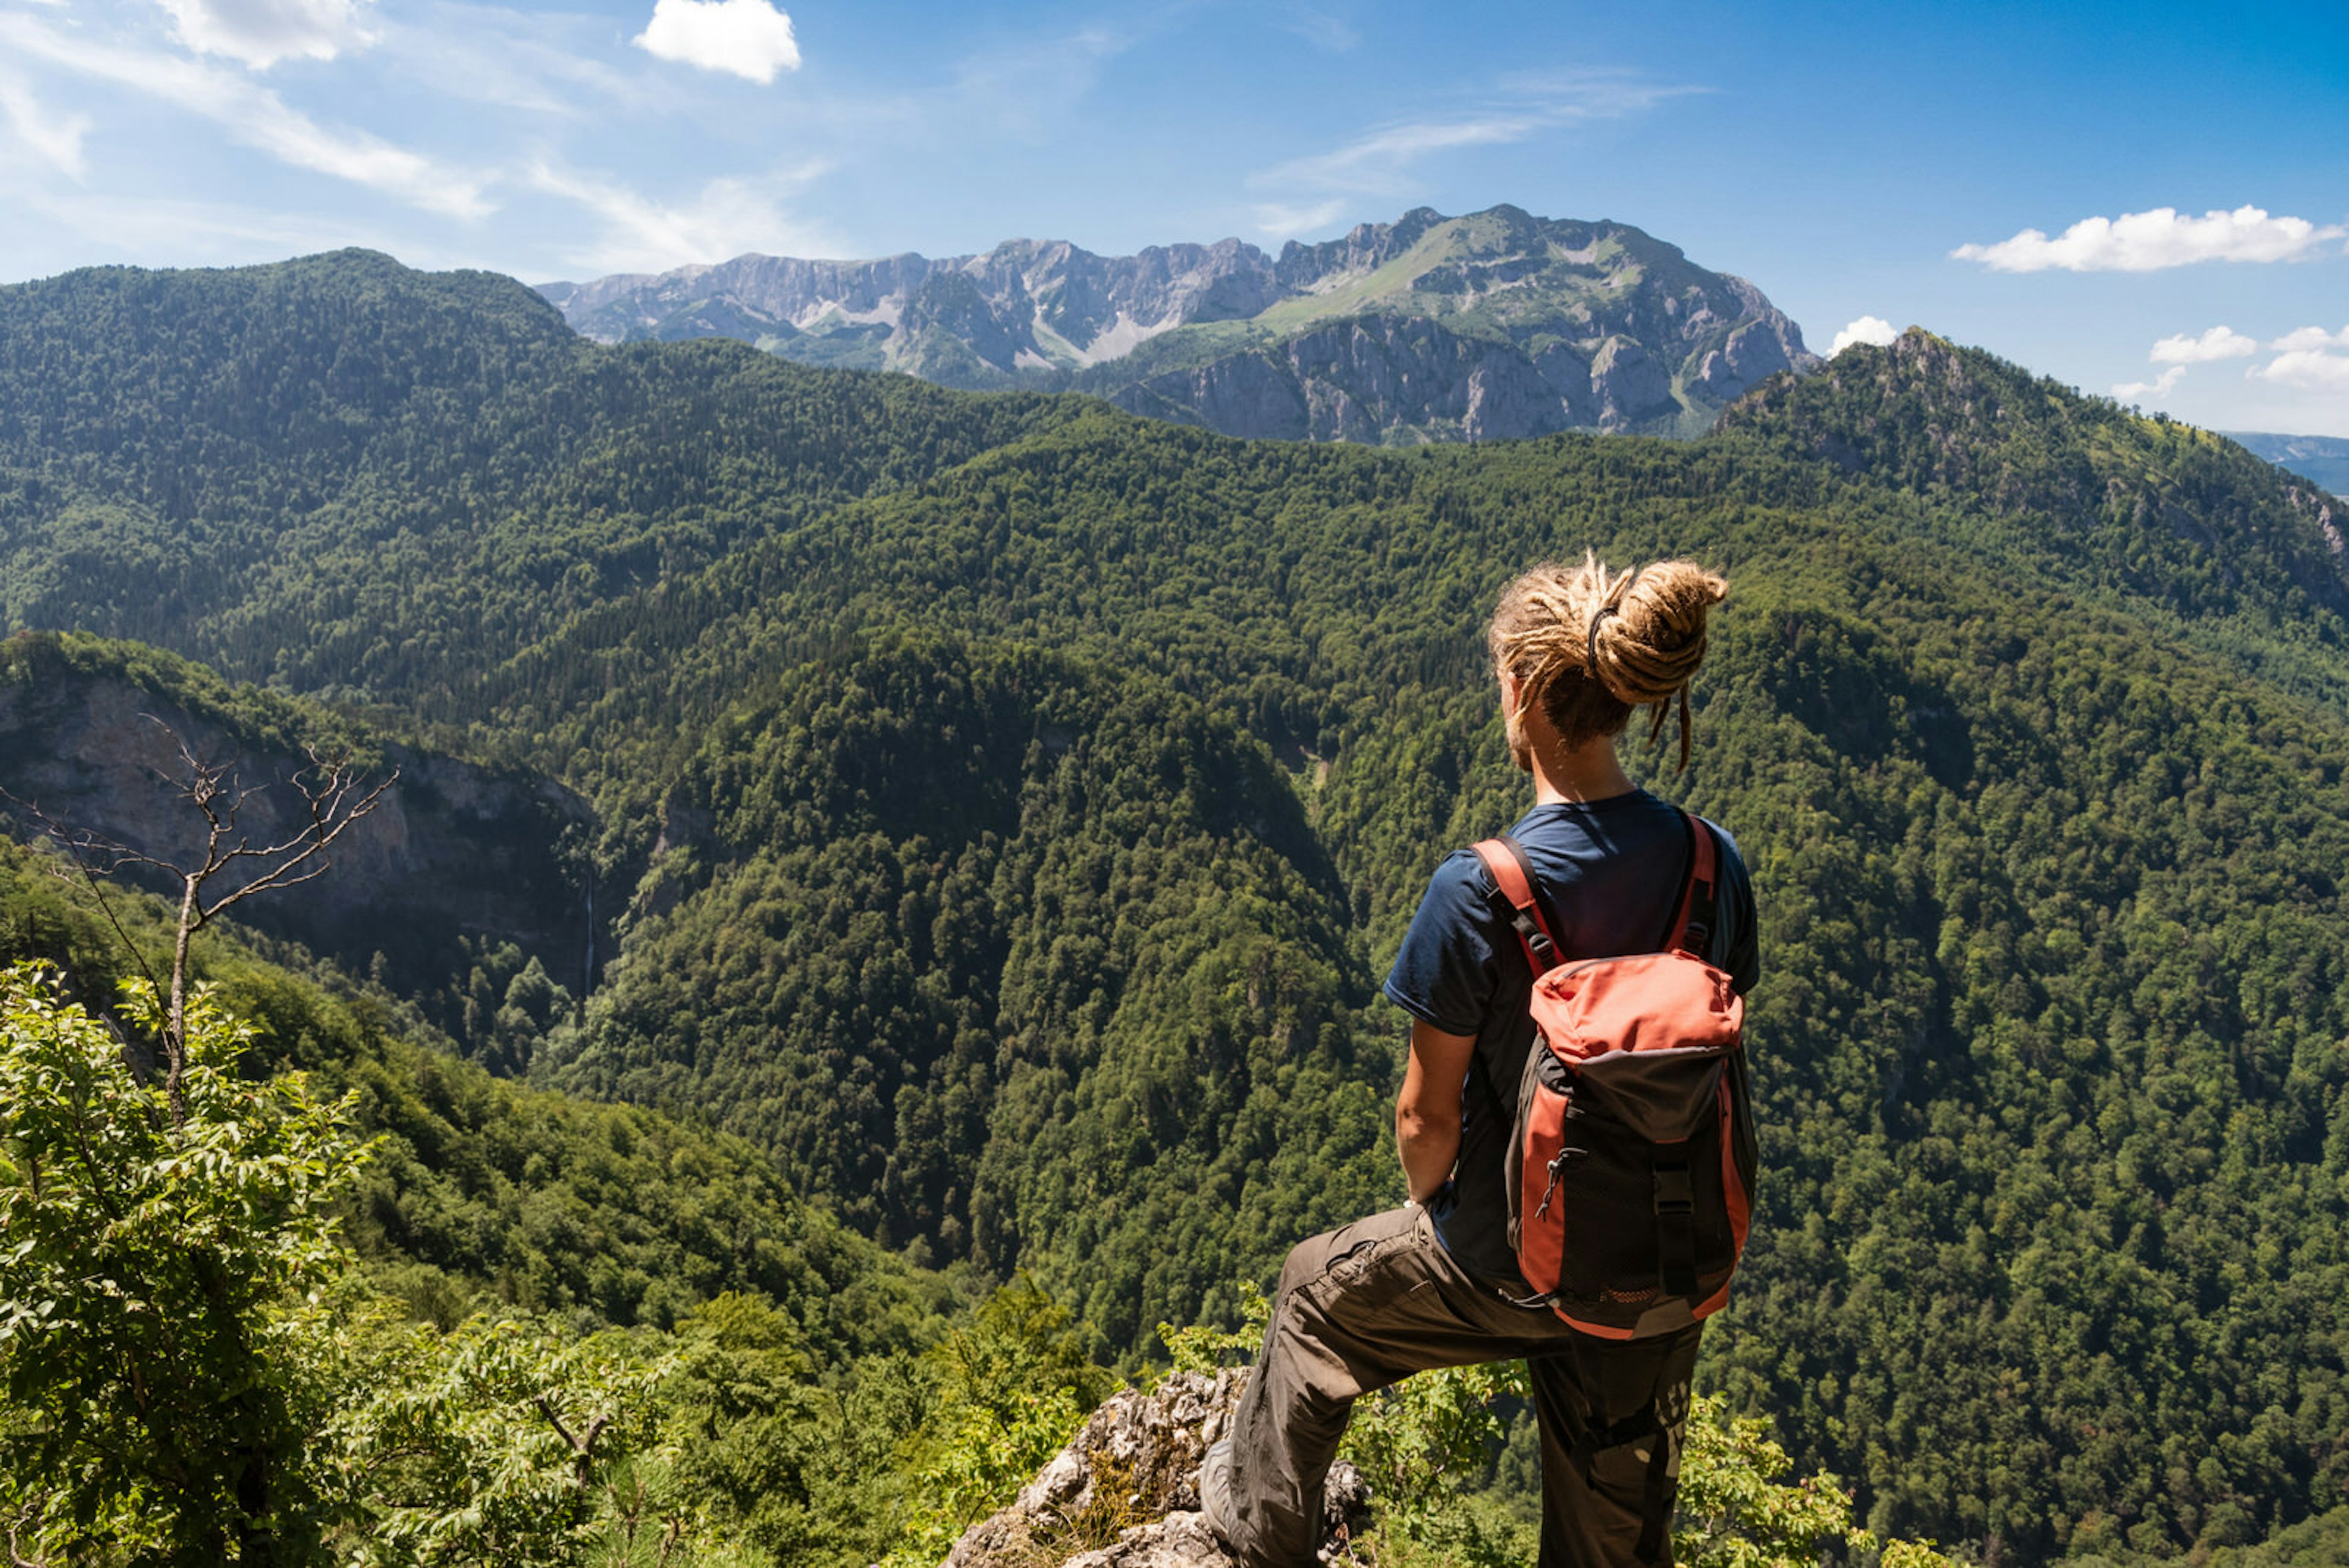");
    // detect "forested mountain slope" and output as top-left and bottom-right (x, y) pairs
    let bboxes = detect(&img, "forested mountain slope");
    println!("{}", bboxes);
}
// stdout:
(0, 832), (944, 1356)
(2, 256), (2347, 1563)
(0, 251), (1074, 706)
